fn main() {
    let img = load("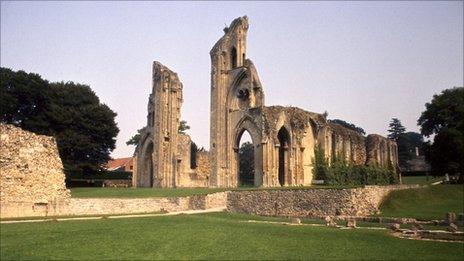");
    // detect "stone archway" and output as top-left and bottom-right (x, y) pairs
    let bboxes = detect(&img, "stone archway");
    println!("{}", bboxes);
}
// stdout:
(232, 117), (263, 187)
(277, 127), (291, 186)
(236, 129), (254, 187)
(139, 141), (154, 187)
